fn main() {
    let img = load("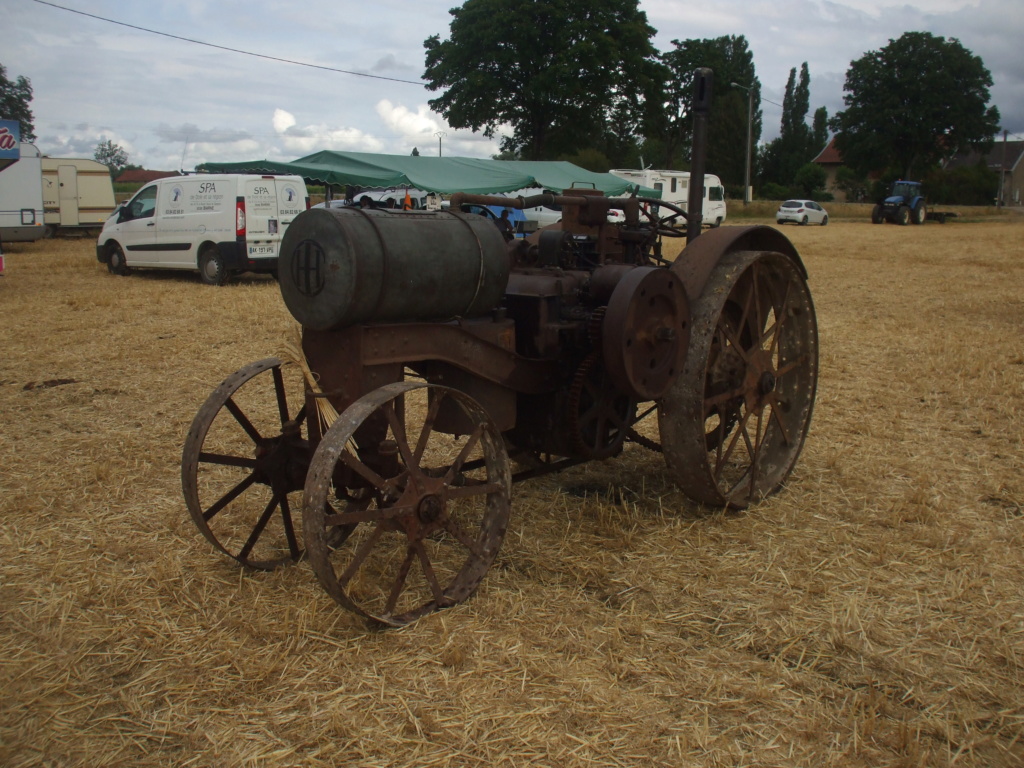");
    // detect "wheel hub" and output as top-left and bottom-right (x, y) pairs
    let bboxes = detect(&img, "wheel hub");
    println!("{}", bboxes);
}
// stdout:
(416, 494), (444, 524)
